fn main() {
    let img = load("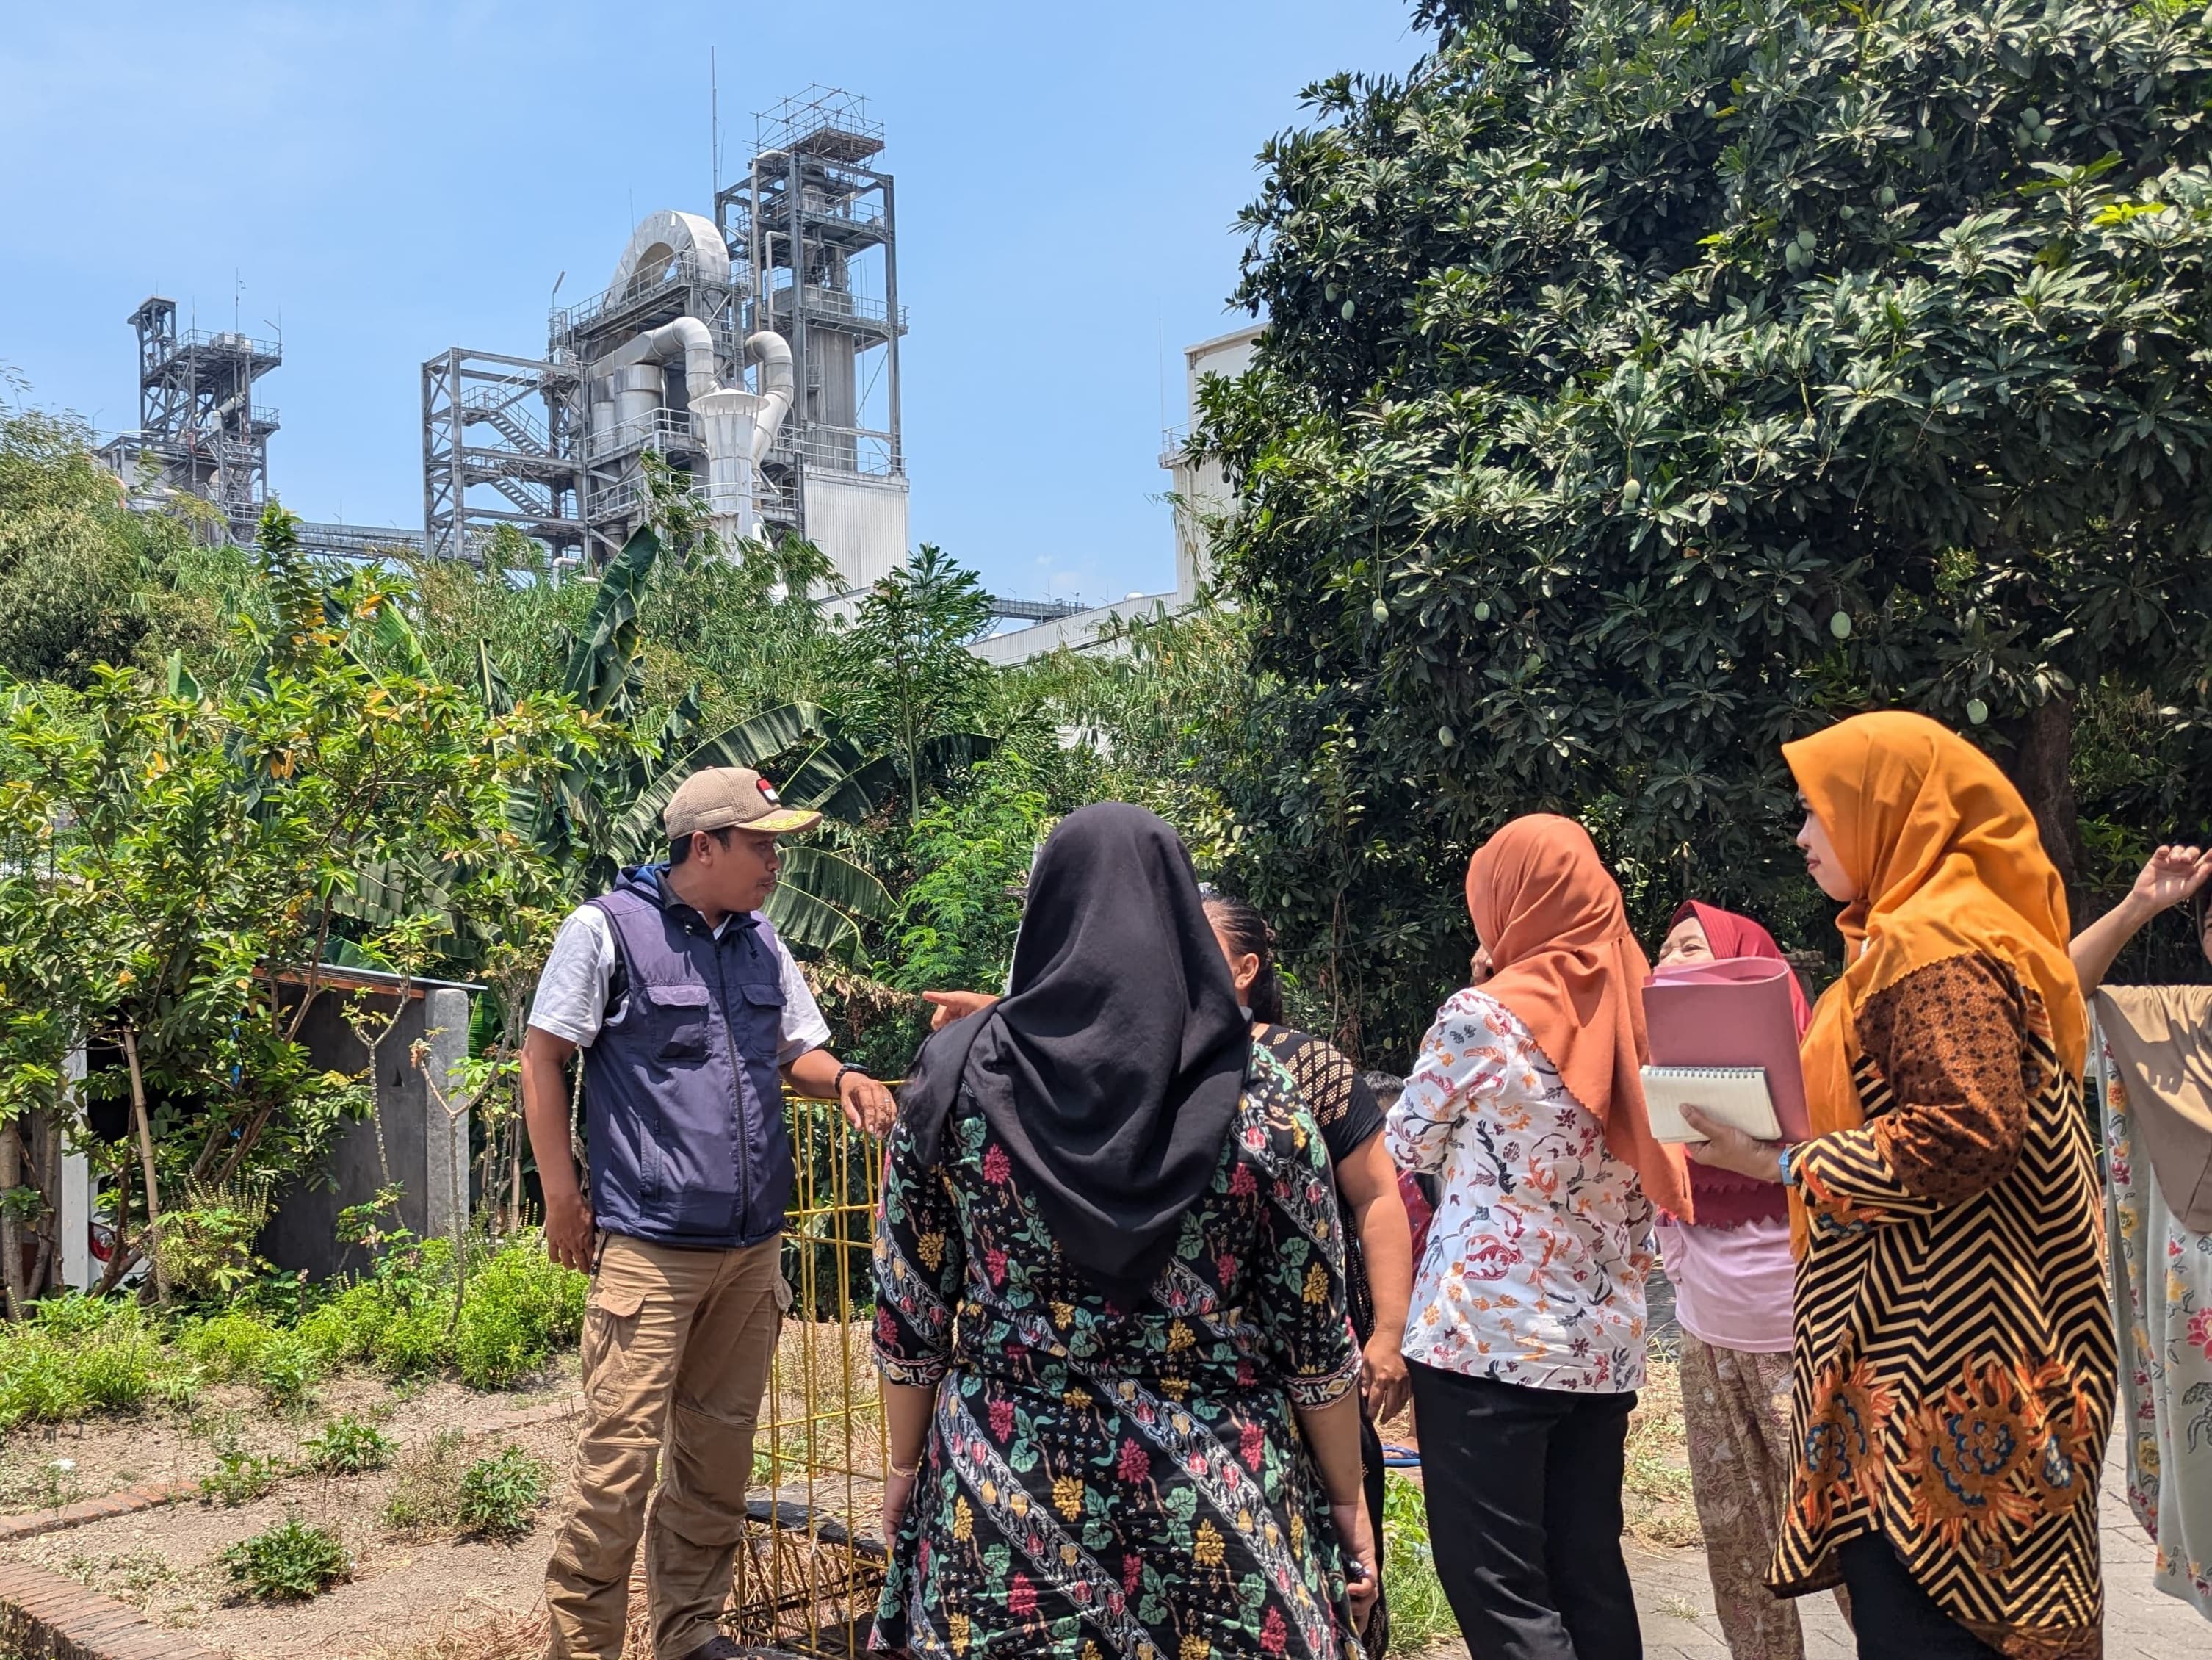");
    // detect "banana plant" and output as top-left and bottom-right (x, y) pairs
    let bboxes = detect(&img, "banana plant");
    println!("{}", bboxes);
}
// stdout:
(508, 525), (998, 960)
